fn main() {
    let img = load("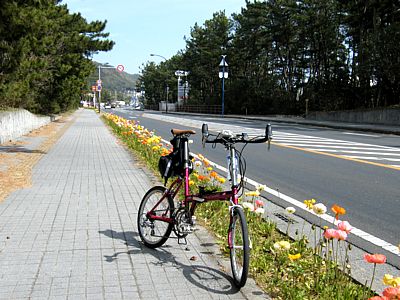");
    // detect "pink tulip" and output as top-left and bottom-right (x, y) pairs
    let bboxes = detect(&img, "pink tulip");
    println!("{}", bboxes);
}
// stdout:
(337, 221), (353, 233)
(336, 229), (348, 240)
(255, 199), (264, 207)
(324, 228), (337, 240)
